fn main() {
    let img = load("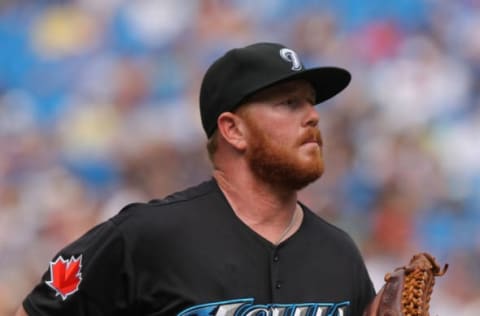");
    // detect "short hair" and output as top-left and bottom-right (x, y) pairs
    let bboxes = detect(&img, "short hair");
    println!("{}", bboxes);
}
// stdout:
(206, 130), (219, 163)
